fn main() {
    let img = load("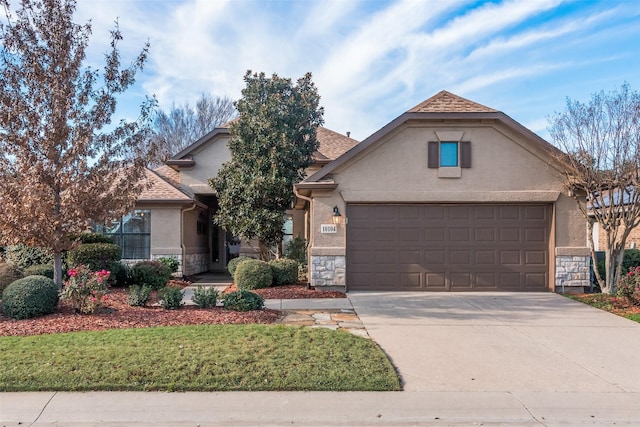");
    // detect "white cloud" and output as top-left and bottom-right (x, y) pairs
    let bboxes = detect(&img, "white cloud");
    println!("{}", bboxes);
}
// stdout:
(68, 0), (640, 139)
